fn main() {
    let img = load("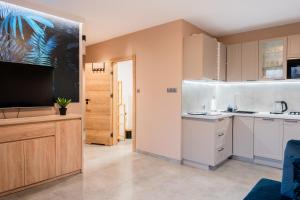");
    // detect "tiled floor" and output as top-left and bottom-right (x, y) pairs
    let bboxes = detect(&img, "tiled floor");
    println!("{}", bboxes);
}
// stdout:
(1, 141), (281, 200)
